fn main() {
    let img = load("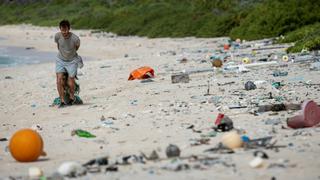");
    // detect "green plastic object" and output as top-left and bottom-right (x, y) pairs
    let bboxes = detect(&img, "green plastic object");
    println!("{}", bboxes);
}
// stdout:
(53, 95), (83, 106)
(73, 129), (96, 138)
(272, 82), (282, 89)
(52, 73), (83, 106)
